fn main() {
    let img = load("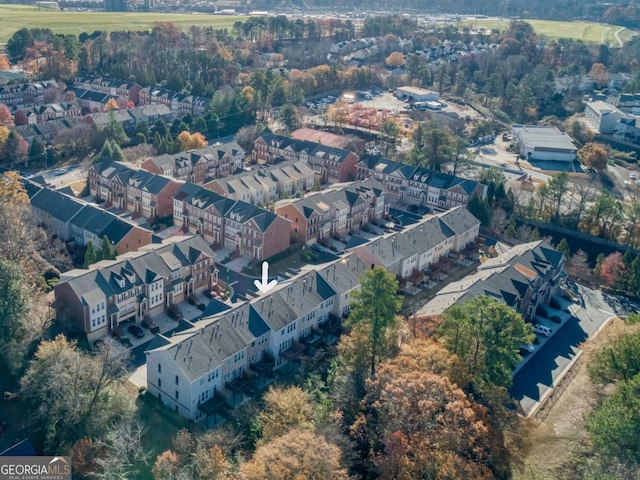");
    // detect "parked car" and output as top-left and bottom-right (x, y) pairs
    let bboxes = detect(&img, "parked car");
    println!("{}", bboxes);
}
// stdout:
(127, 324), (145, 338)
(532, 323), (552, 337)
